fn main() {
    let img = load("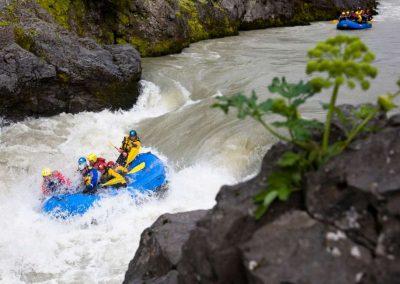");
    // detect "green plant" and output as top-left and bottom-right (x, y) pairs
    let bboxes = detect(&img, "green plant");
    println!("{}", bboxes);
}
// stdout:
(213, 35), (399, 218)
(0, 20), (10, 27)
(306, 35), (378, 153)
